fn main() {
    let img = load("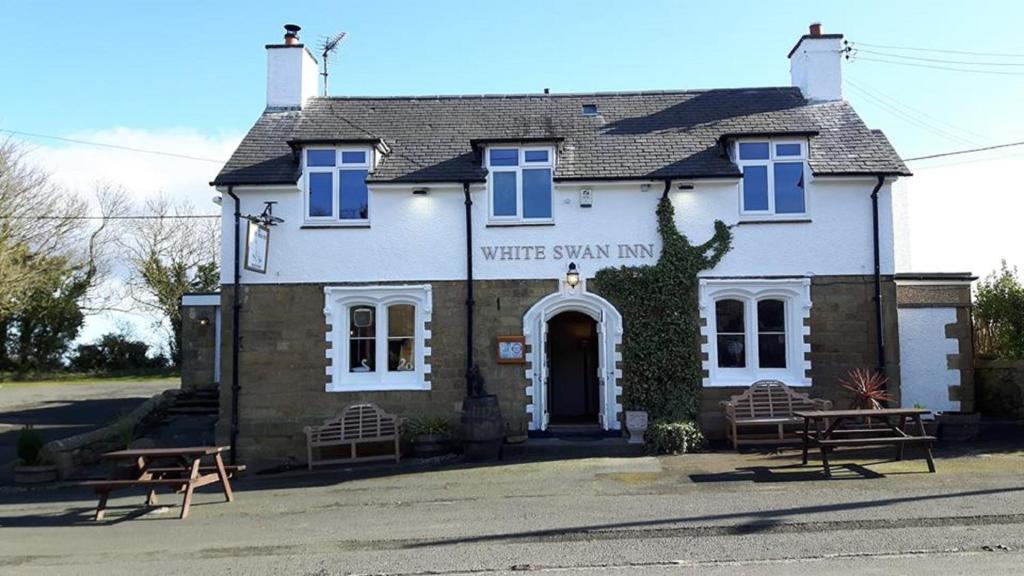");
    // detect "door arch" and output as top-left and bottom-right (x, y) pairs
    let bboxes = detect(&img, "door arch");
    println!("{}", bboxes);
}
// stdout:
(523, 285), (623, 431)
